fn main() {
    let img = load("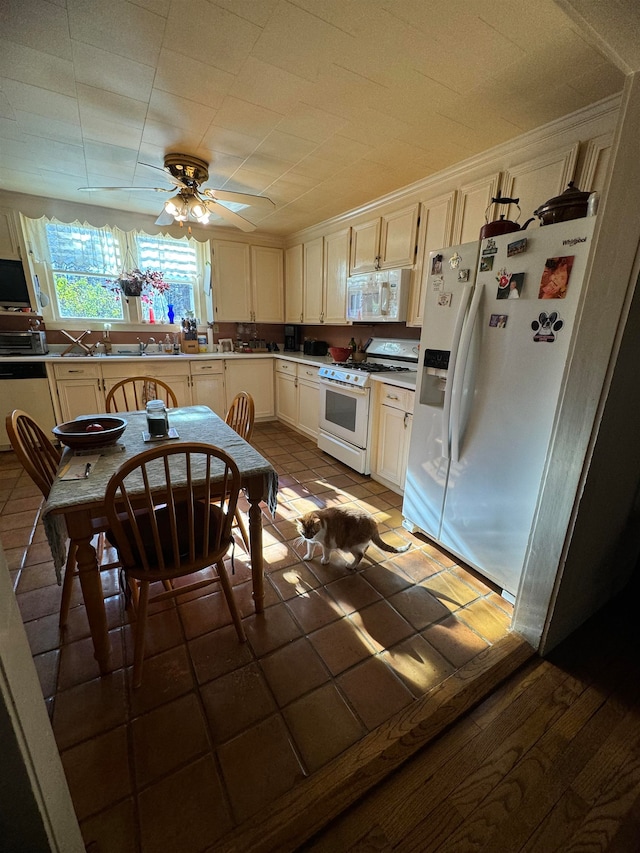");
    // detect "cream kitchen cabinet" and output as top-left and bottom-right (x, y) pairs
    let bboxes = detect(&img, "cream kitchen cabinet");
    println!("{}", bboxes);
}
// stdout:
(371, 383), (415, 493)
(452, 172), (501, 245)
(303, 229), (350, 325)
(53, 362), (105, 421)
(296, 364), (320, 439)
(0, 207), (21, 259)
(189, 359), (226, 417)
(275, 359), (321, 439)
(349, 204), (419, 274)
(224, 358), (274, 420)
(284, 244), (304, 324)
(212, 240), (284, 322)
(275, 360), (297, 426)
(407, 191), (456, 327)
(101, 360), (192, 408)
